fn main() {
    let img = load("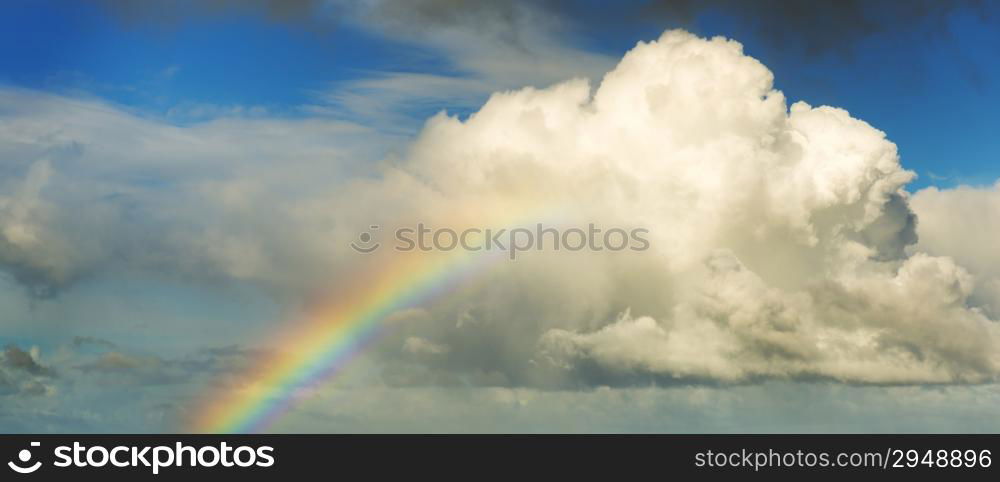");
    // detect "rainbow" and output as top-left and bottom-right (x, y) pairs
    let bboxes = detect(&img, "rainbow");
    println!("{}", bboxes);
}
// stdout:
(191, 208), (558, 433)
